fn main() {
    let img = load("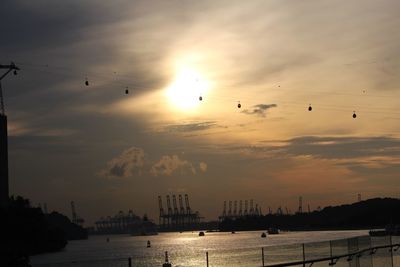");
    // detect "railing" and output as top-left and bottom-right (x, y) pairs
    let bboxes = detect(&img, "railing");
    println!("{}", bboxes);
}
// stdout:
(31, 235), (400, 267)
(261, 235), (399, 267)
(263, 243), (400, 267)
